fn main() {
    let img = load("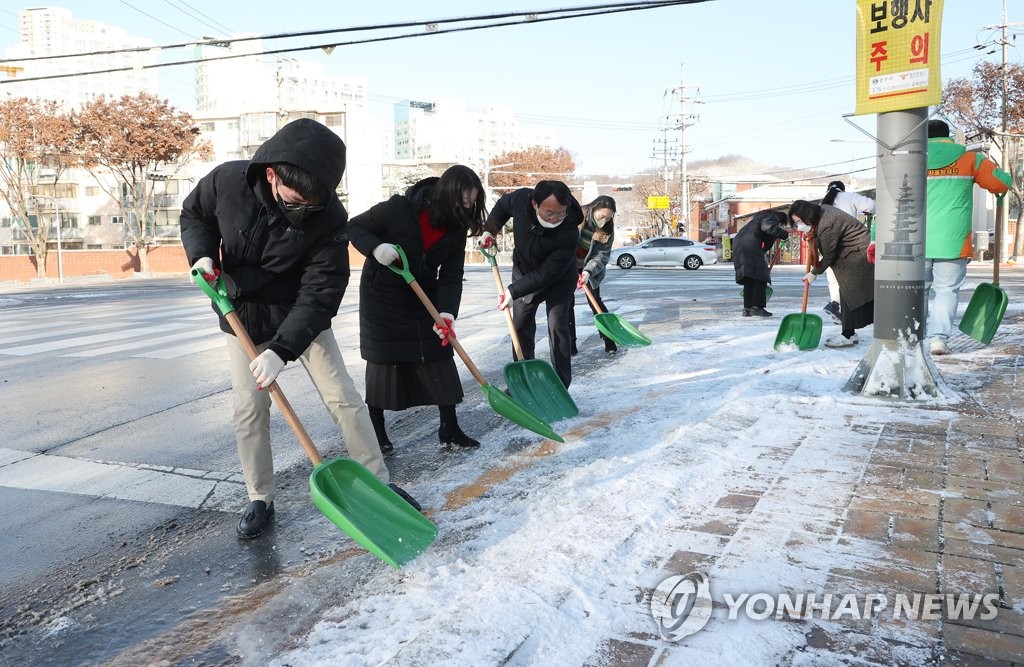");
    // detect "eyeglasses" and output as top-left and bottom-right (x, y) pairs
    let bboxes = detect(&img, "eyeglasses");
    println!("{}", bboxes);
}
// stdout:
(279, 200), (325, 214)
(536, 206), (568, 222)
